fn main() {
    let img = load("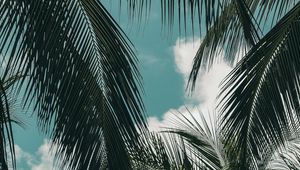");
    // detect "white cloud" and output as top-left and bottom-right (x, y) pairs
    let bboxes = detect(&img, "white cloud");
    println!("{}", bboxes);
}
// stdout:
(140, 54), (160, 65)
(148, 37), (232, 131)
(173, 38), (200, 77)
(196, 62), (232, 108)
(15, 139), (58, 170)
(173, 38), (231, 105)
(148, 105), (207, 132)
(28, 139), (57, 170)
